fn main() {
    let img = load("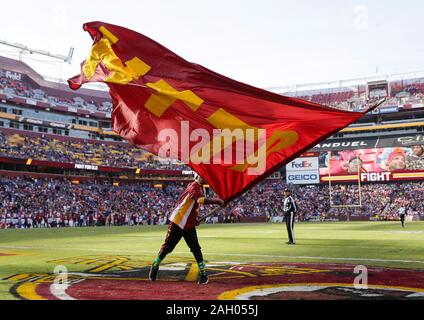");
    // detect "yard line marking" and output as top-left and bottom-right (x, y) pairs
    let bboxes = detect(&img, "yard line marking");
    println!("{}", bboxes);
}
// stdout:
(1, 245), (424, 265)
